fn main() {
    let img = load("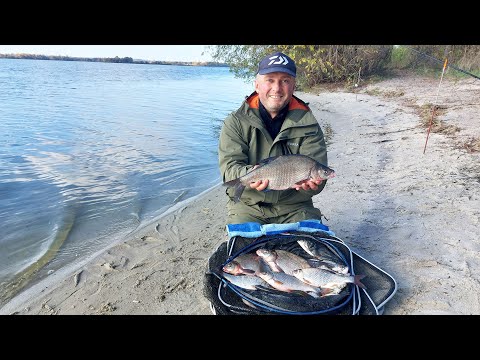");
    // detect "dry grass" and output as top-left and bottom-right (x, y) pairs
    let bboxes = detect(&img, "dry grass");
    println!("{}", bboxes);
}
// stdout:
(458, 137), (480, 153)
(416, 103), (479, 153)
(416, 104), (461, 135)
(364, 88), (405, 98)
(322, 123), (334, 145)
